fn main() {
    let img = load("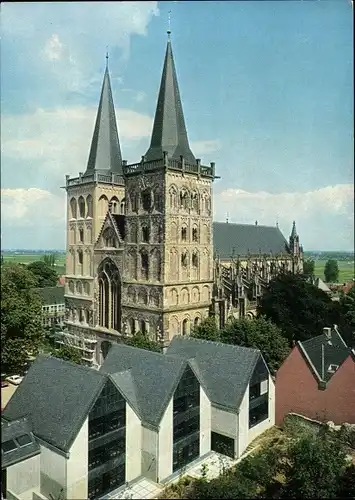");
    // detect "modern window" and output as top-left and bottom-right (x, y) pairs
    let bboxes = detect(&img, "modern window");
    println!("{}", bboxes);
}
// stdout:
(249, 401), (268, 428)
(88, 381), (126, 500)
(172, 366), (200, 472)
(211, 432), (235, 458)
